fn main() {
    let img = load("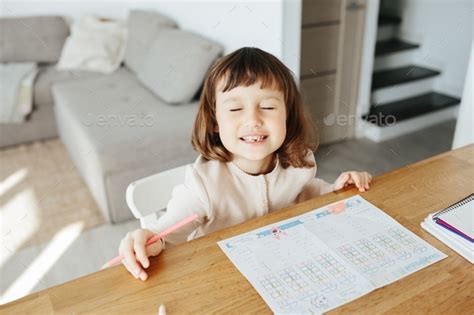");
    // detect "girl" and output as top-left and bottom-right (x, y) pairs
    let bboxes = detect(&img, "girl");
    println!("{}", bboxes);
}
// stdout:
(119, 47), (372, 281)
